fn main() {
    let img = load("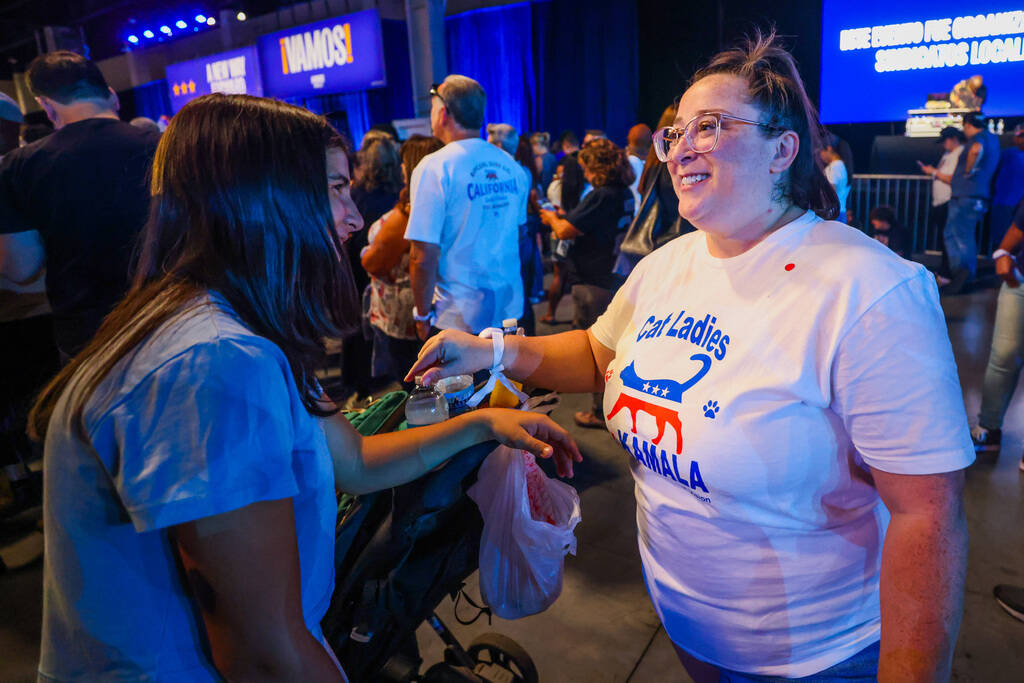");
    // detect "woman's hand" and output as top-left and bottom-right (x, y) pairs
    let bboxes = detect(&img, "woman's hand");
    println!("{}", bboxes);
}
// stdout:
(995, 254), (1019, 287)
(538, 208), (557, 226)
(406, 329), (495, 385)
(481, 408), (583, 478)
